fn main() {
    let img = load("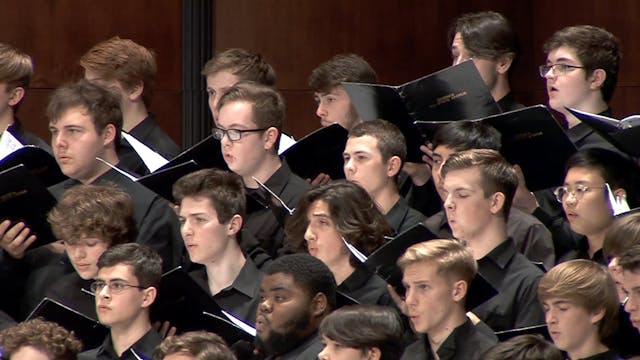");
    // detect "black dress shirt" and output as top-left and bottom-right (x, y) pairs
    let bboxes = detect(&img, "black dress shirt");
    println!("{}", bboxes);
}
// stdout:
(576, 349), (622, 360)
(268, 331), (323, 360)
(189, 257), (262, 324)
(337, 265), (392, 306)
(472, 238), (545, 332)
(118, 114), (180, 176)
(79, 327), (161, 360)
(386, 197), (426, 235)
(244, 162), (309, 261)
(400, 319), (498, 360)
